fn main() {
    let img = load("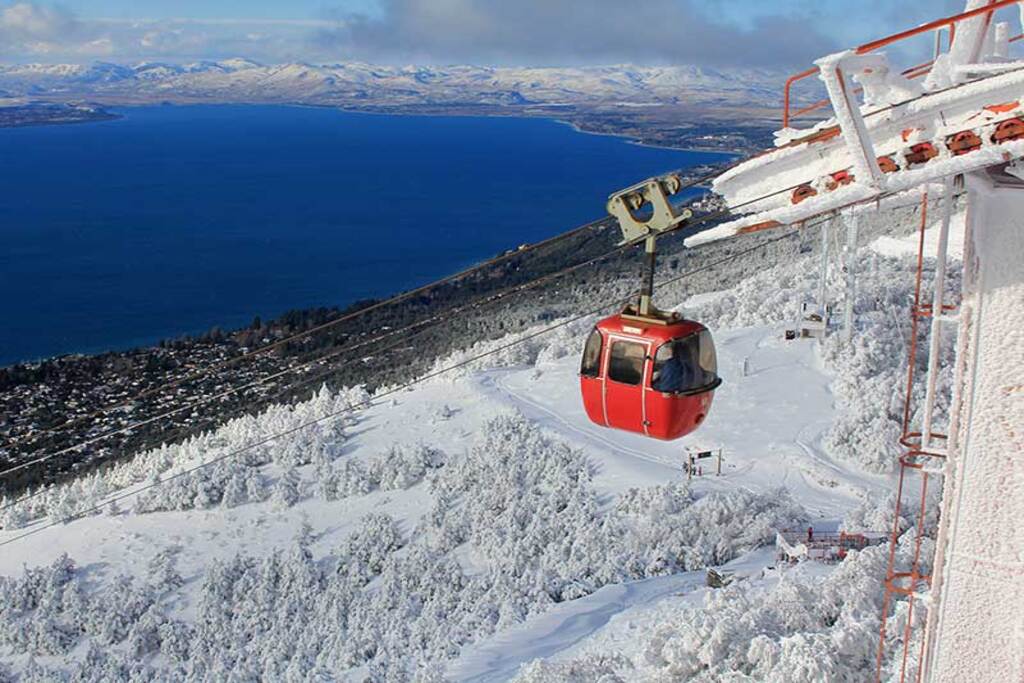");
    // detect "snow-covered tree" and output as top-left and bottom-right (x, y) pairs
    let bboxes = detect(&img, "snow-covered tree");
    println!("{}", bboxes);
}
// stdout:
(271, 466), (302, 509)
